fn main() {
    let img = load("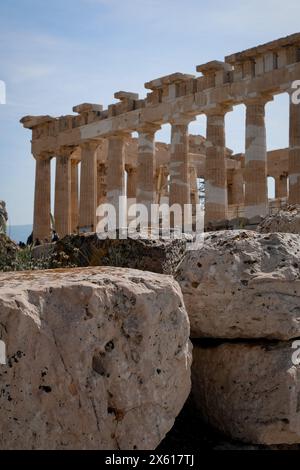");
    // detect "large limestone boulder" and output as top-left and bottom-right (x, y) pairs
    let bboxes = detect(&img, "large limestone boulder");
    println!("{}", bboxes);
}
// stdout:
(192, 341), (300, 445)
(176, 230), (300, 339)
(0, 267), (191, 450)
(257, 205), (300, 234)
(33, 233), (188, 274)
